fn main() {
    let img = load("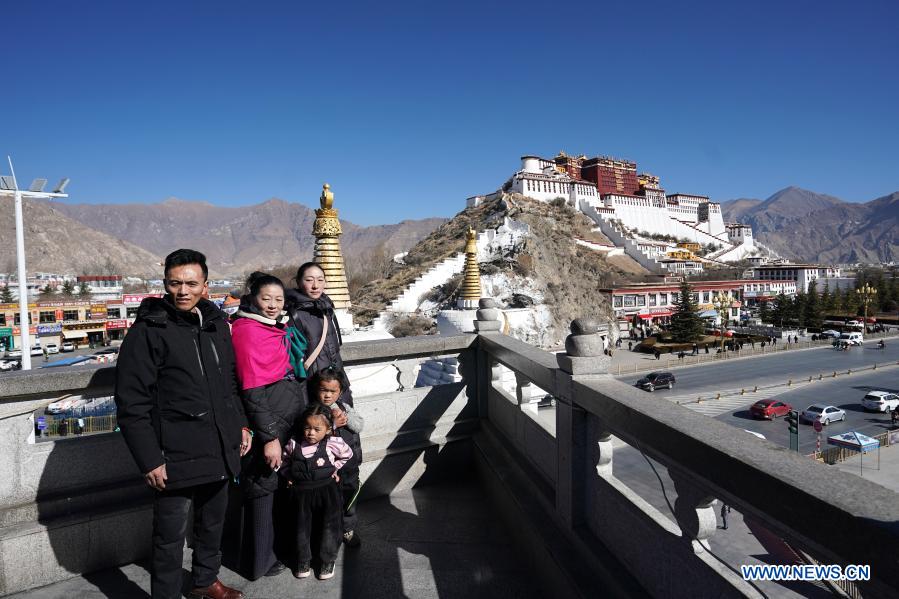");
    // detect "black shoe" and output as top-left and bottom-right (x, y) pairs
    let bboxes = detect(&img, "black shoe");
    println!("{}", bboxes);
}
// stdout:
(264, 561), (286, 577)
(343, 530), (361, 548)
(293, 562), (312, 579)
(318, 562), (336, 580)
